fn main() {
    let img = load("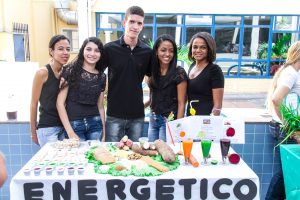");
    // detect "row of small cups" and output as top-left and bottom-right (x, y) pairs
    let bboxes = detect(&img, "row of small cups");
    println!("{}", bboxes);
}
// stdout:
(23, 165), (85, 176)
